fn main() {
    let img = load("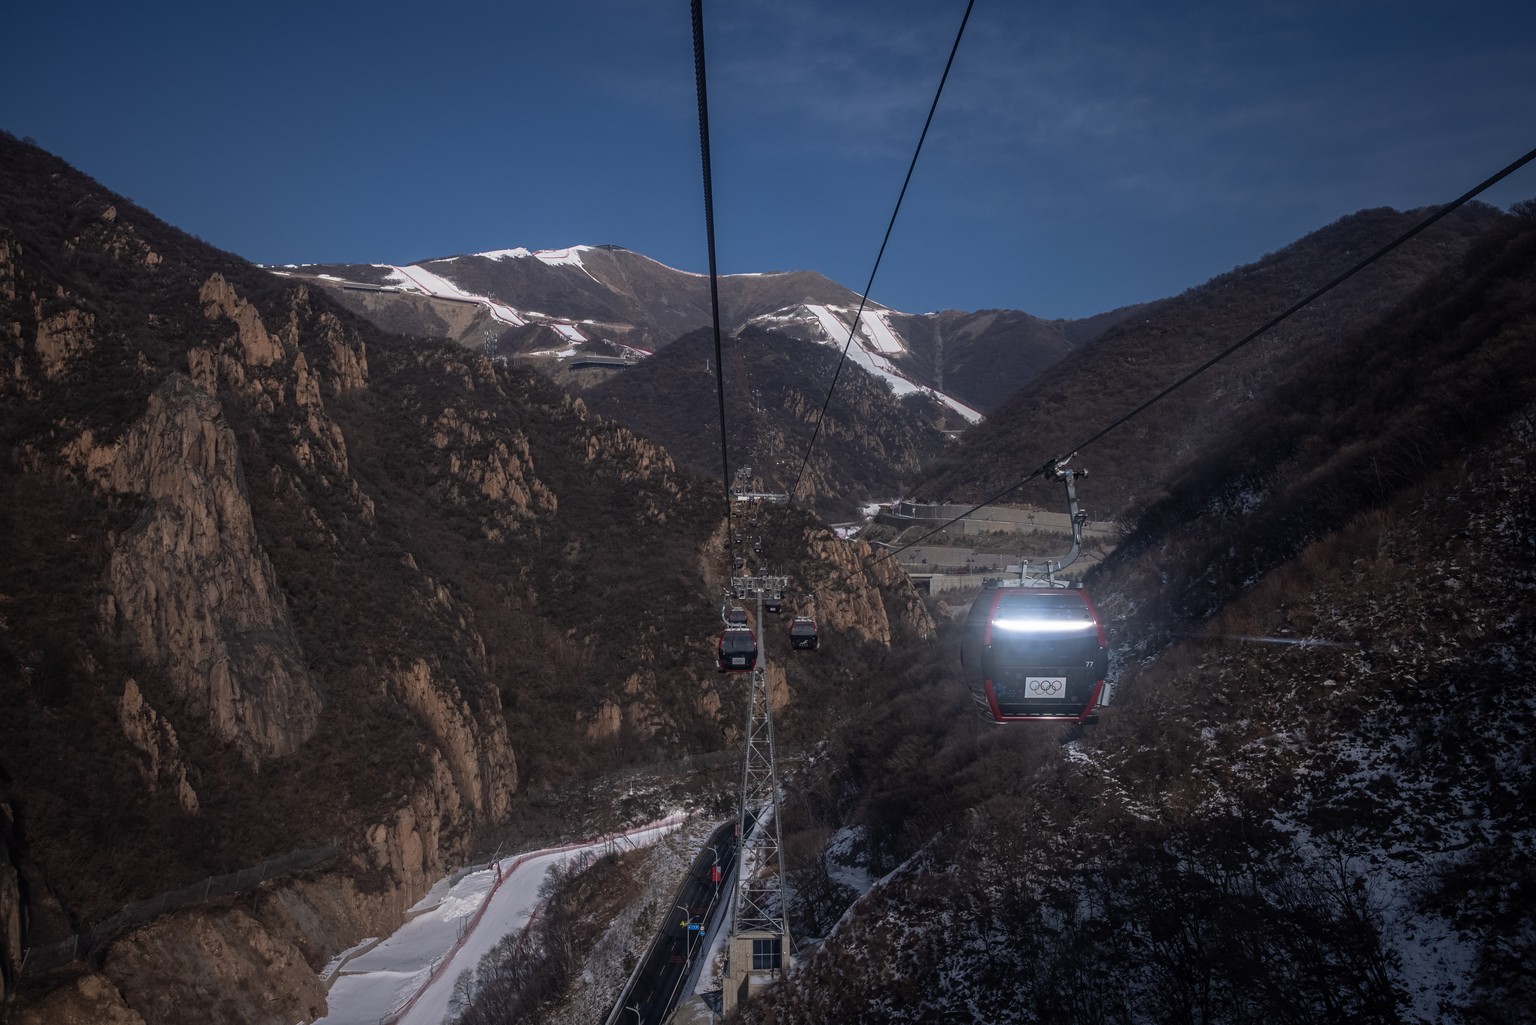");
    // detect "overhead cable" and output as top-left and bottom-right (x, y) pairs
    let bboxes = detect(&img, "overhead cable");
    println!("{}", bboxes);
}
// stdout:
(788, 0), (976, 502)
(692, 0), (735, 543)
(868, 141), (1536, 569)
